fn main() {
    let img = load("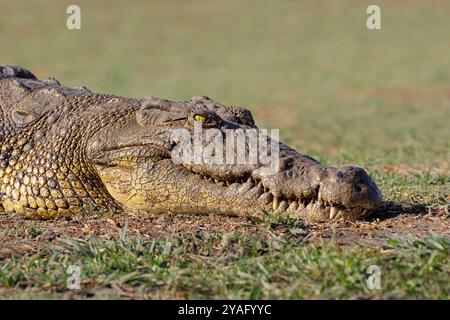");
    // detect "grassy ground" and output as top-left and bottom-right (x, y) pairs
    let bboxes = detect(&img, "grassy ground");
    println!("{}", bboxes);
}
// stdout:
(1, 225), (449, 299)
(0, 0), (449, 299)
